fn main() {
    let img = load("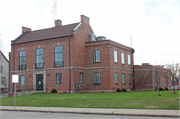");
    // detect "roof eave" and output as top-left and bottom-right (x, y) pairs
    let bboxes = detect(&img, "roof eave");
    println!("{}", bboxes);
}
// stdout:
(12, 34), (73, 45)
